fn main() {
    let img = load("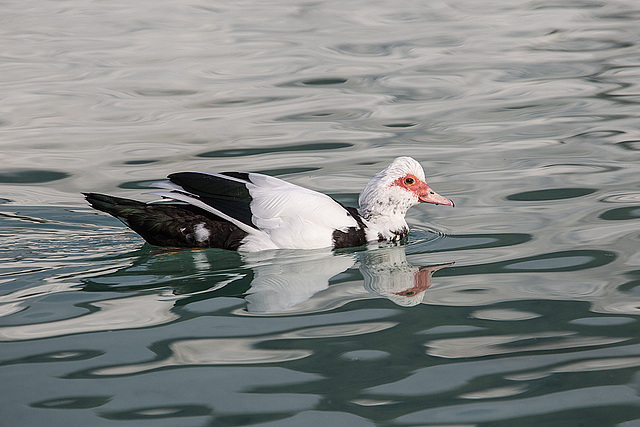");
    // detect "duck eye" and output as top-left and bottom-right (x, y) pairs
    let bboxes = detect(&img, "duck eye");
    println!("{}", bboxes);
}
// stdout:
(404, 177), (415, 185)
